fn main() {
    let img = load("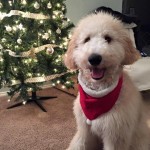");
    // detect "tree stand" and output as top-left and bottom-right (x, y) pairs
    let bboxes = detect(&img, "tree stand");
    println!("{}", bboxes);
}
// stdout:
(7, 91), (57, 112)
